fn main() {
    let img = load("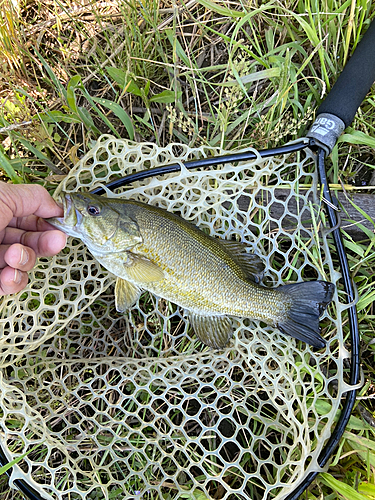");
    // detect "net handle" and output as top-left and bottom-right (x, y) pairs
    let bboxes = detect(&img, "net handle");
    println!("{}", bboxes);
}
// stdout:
(316, 19), (375, 128)
(307, 19), (375, 154)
